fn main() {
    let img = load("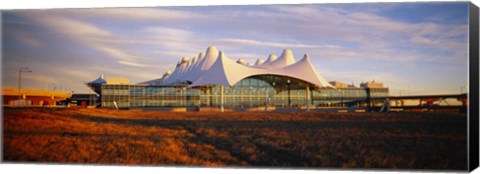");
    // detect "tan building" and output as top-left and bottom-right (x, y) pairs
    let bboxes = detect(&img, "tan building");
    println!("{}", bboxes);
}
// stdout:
(329, 81), (349, 88)
(360, 80), (385, 88)
(106, 78), (130, 85)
